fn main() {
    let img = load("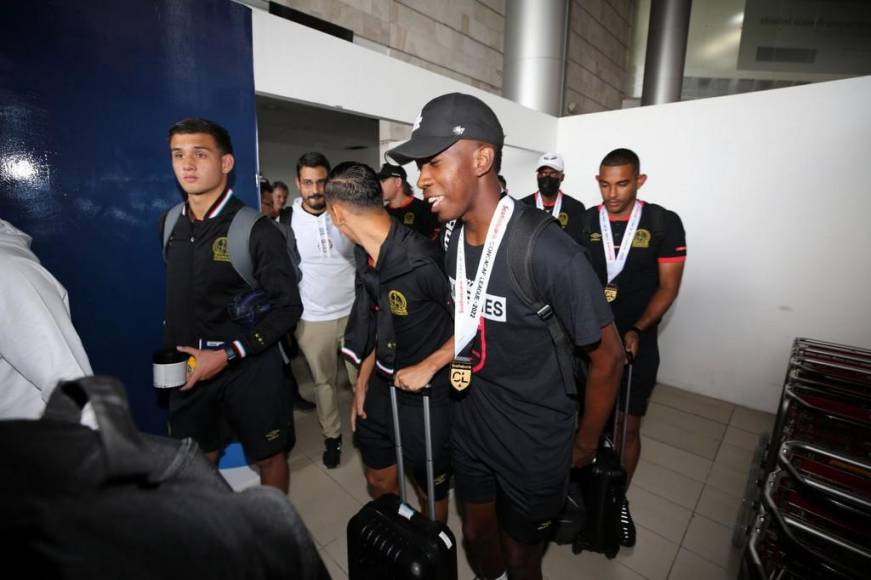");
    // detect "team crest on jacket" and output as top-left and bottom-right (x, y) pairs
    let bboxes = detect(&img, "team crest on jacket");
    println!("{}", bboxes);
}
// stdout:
(403, 212), (415, 225)
(212, 237), (230, 262)
(558, 212), (569, 227)
(388, 290), (408, 316)
(632, 228), (651, 248)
